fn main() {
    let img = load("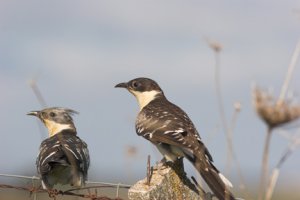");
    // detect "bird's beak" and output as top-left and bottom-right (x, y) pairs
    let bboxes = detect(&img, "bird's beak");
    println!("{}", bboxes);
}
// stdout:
(115, 82), (128, 88)
(27, 111), (40, 117)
